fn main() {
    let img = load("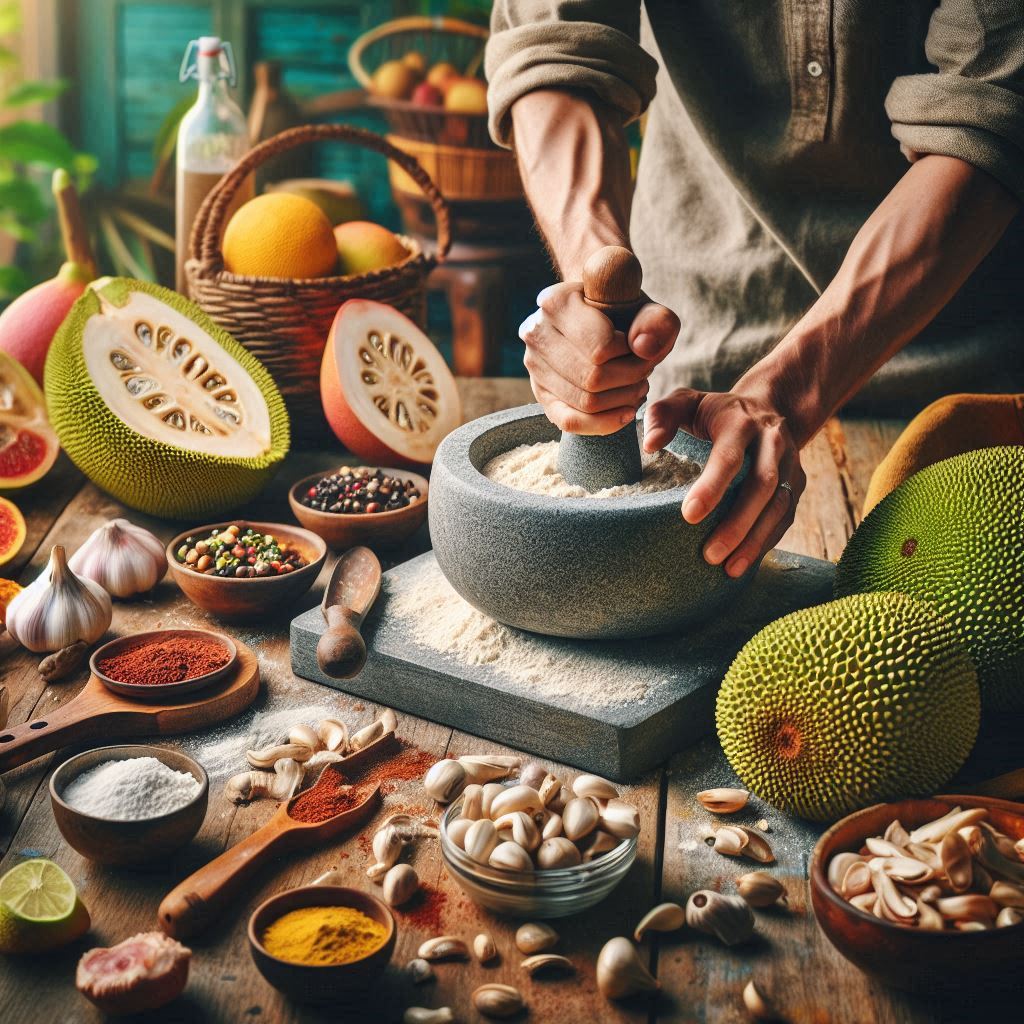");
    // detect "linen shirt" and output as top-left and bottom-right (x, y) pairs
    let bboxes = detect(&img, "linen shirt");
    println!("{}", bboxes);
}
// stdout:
(486, 1), (1024, 412)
